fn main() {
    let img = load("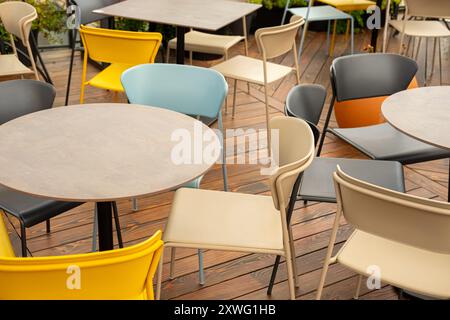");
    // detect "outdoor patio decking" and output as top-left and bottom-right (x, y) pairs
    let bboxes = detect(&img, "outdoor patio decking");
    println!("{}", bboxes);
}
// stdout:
(3, 29), (449, 300)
